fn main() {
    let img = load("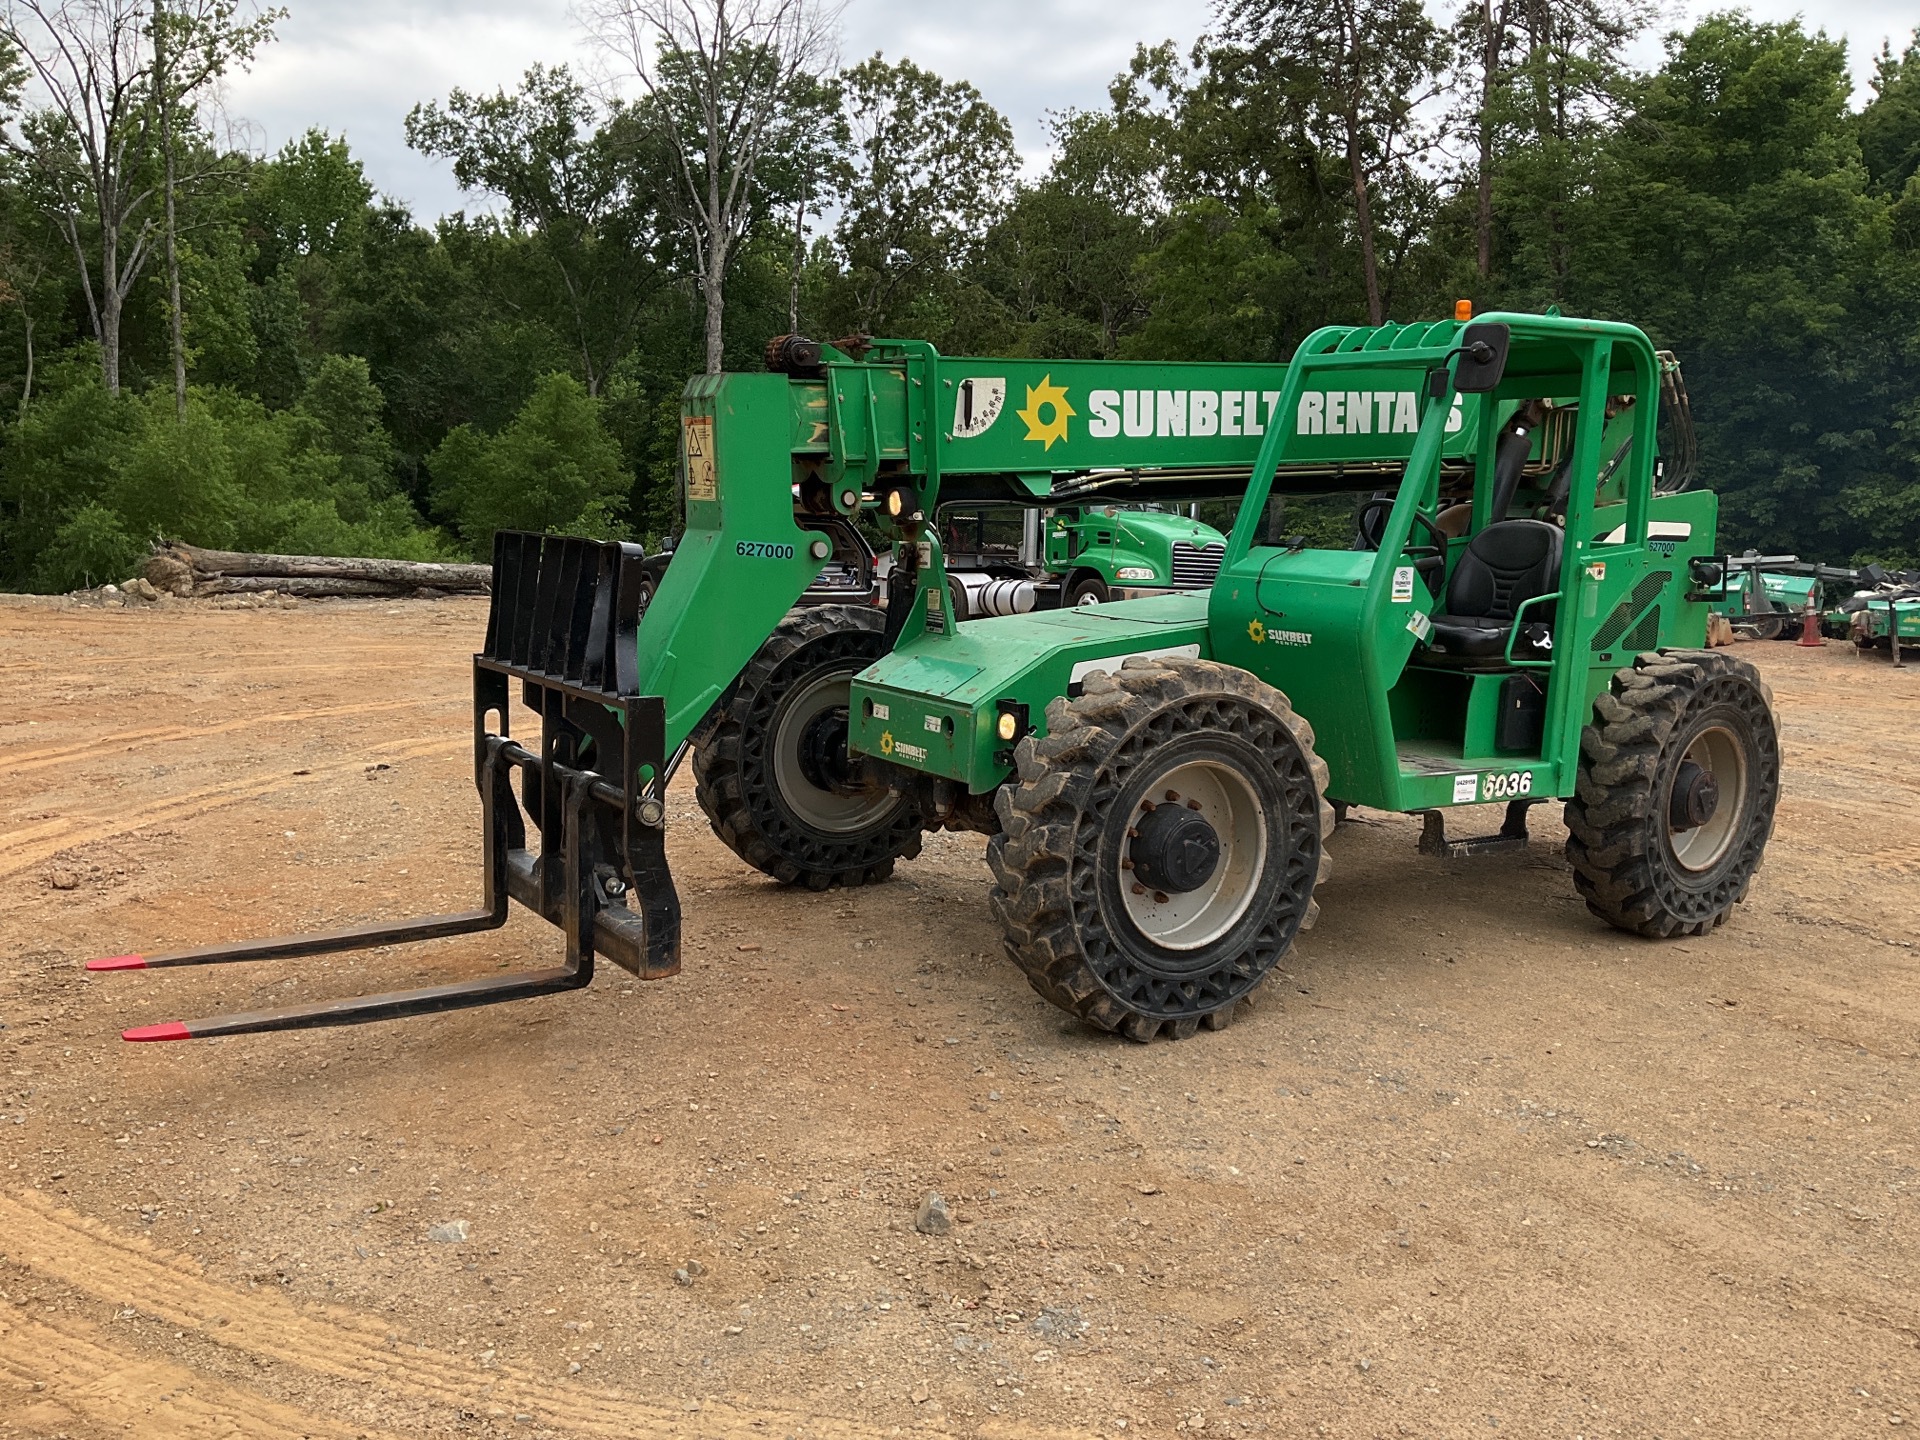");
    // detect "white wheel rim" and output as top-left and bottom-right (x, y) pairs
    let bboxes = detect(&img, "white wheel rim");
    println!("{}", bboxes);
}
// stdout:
(1119, 759), (1268, 950)
(1667, 723), (1748, 872)
(771, 670), (898, 835)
